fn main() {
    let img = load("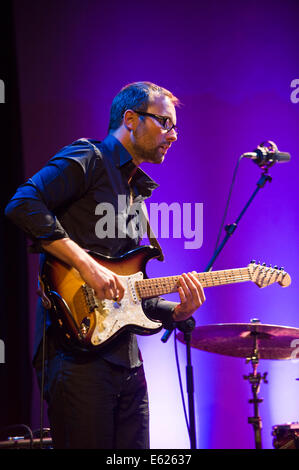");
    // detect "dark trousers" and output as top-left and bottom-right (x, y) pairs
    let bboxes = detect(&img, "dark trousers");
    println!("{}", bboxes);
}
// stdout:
(36, 348), (149, 449)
